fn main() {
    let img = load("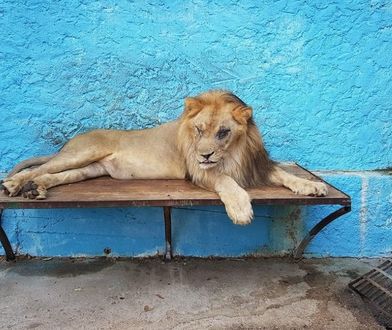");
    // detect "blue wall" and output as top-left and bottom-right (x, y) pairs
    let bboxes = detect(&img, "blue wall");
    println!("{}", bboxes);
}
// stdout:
(0, 0), (391, 257)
